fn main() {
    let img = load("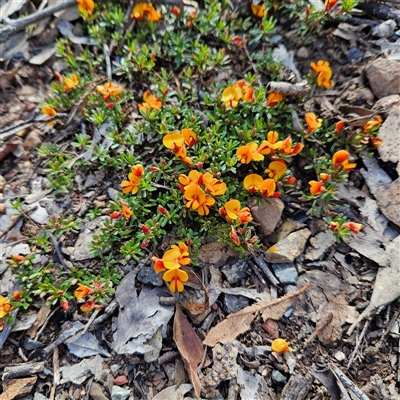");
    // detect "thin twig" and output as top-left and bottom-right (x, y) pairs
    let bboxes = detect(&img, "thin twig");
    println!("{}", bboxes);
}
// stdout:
(330, 365), (370, 400)
(50, 346), (60, 400)
(48, 232), (72, 270)
(253, 255), (279, 287)
(90, 299), (119, 329)
(34, 306), (60, 342)
(103, 44), (112, 81)
(80, 308), (101, 336)
(0, 205), (38, 239)
(347, 320), (370, 369)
